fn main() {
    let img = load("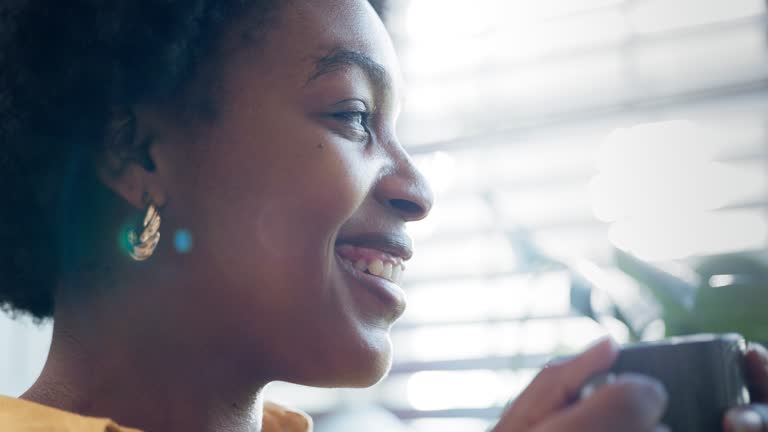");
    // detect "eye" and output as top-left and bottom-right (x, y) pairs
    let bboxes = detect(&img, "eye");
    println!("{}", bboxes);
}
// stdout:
(332, 111), (371, 132)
